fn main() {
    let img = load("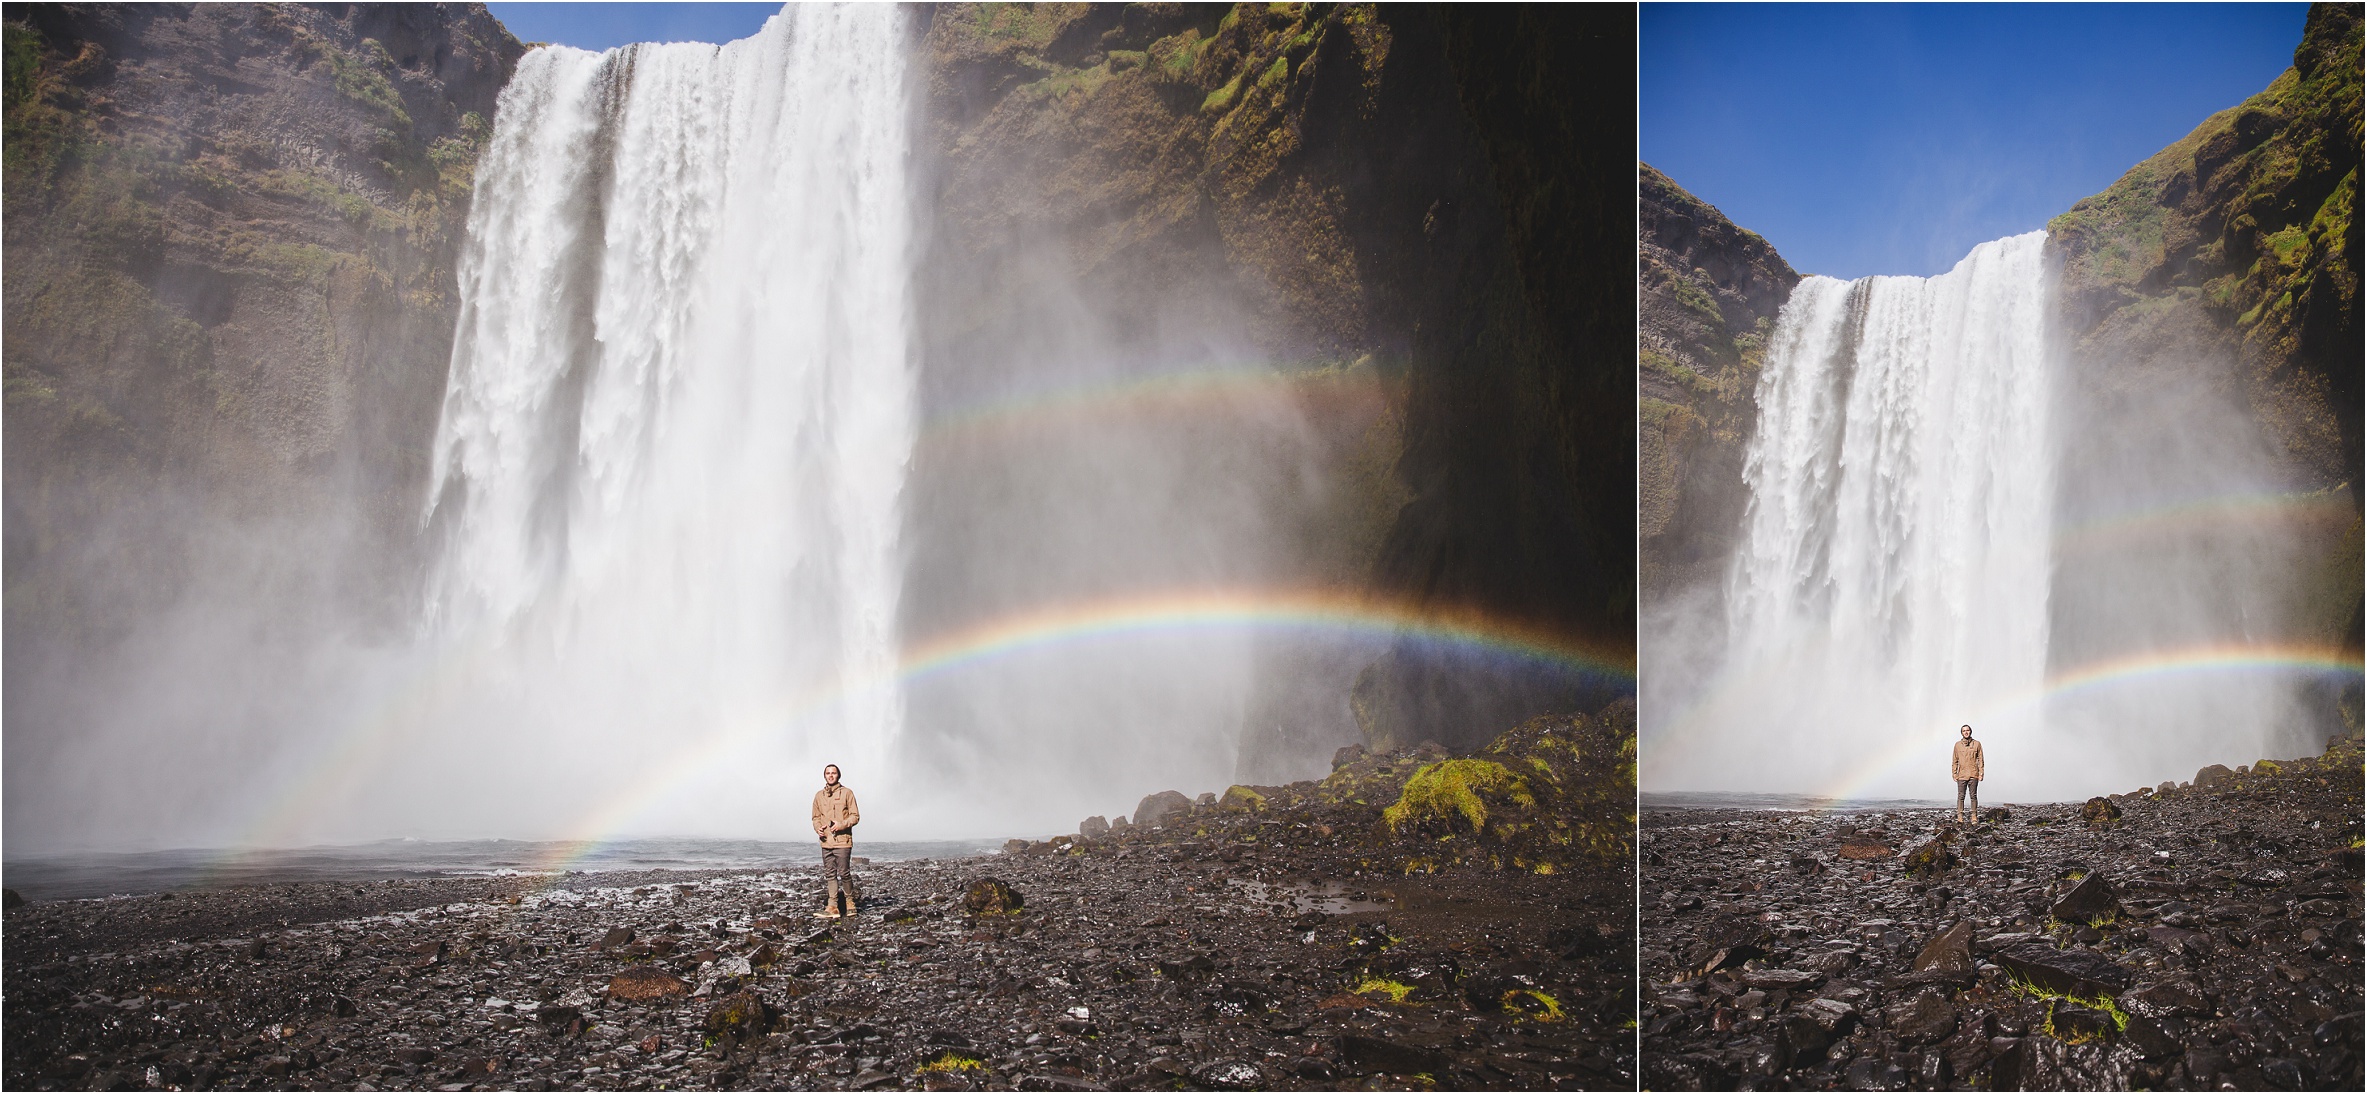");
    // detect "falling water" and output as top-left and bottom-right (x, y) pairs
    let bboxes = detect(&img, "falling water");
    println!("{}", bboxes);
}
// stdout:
(412, 7), (914, 837)
(1662, 232), (2056, 798)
